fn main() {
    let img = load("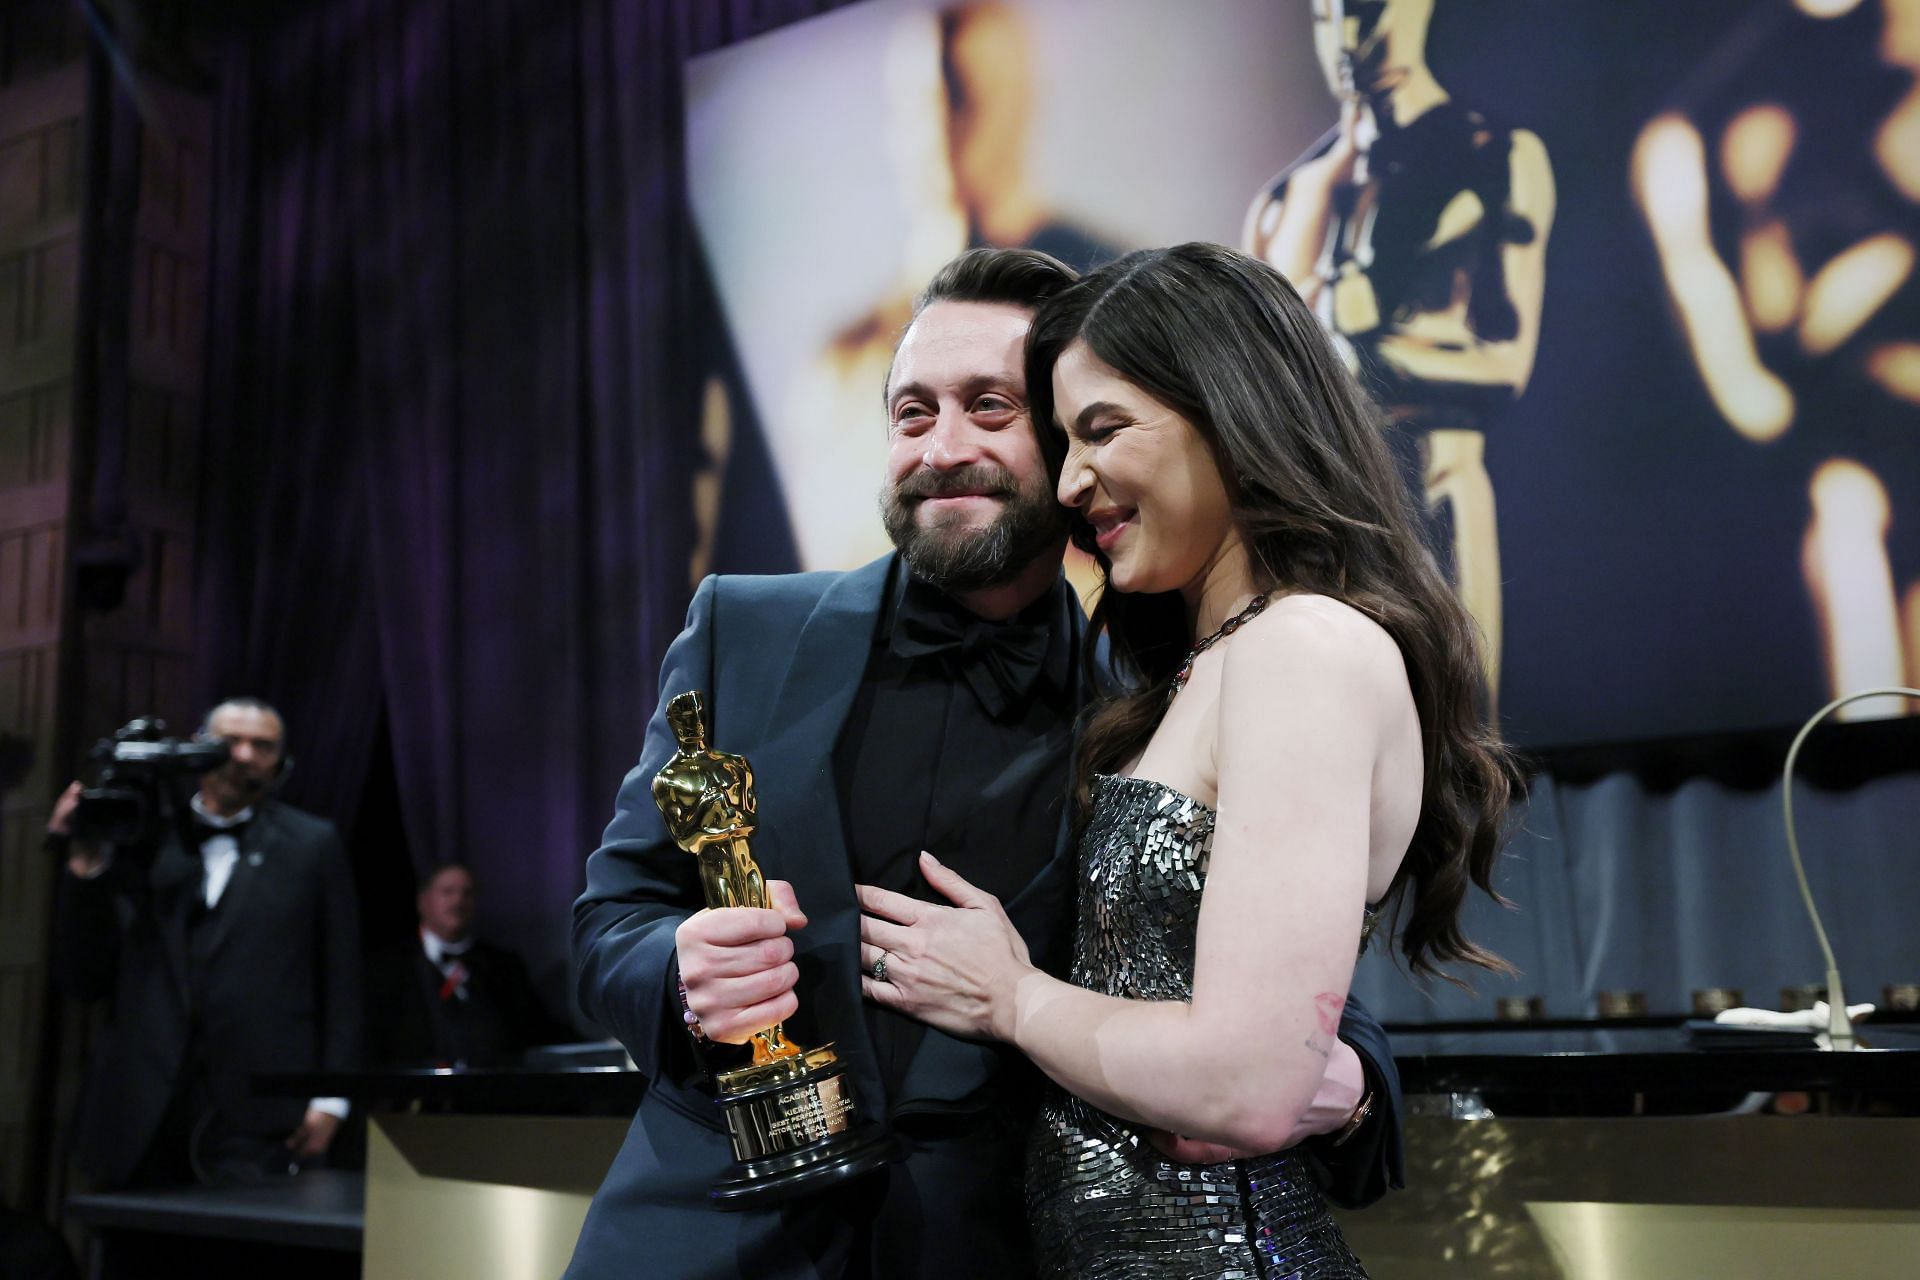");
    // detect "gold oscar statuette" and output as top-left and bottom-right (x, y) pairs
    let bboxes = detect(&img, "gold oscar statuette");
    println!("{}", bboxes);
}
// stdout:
(652, 690), (897, 1207)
